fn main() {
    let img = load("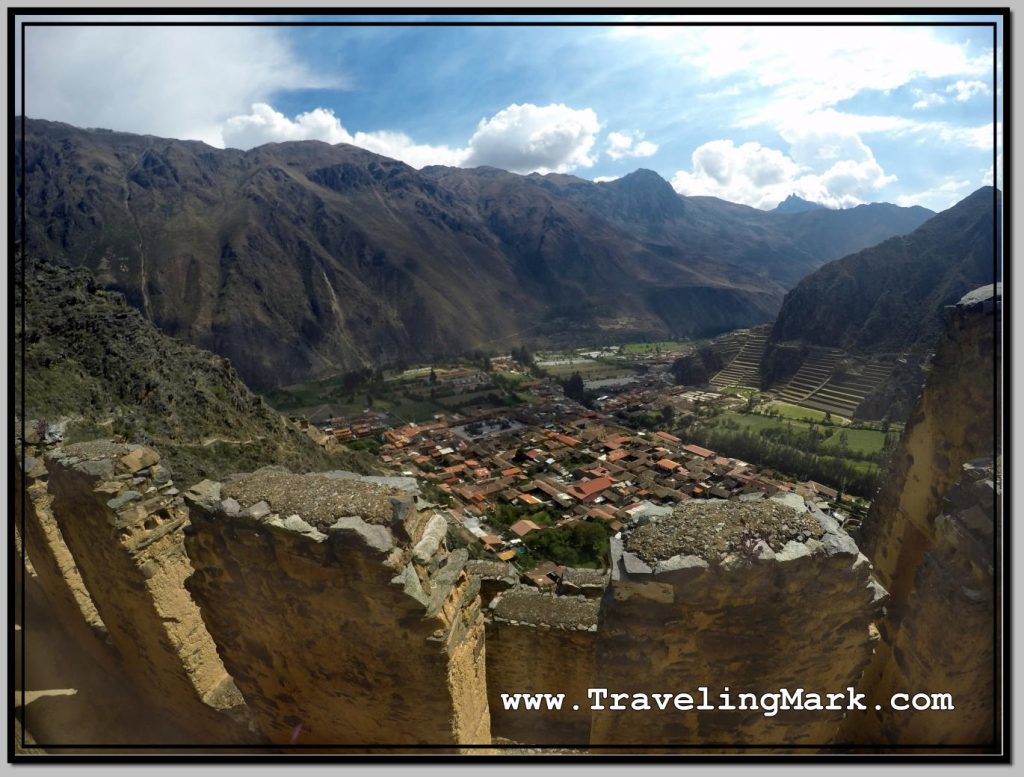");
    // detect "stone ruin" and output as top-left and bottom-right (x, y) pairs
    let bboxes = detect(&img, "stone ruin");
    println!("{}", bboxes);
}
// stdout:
(182, 468), (490, 748)
(592, 496), (886, 749)
(14, 289), (999, 753)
